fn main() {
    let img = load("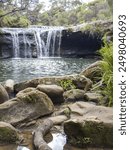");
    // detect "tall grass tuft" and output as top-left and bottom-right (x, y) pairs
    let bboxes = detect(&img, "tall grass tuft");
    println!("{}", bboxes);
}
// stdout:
(99, 39), (113, 106)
